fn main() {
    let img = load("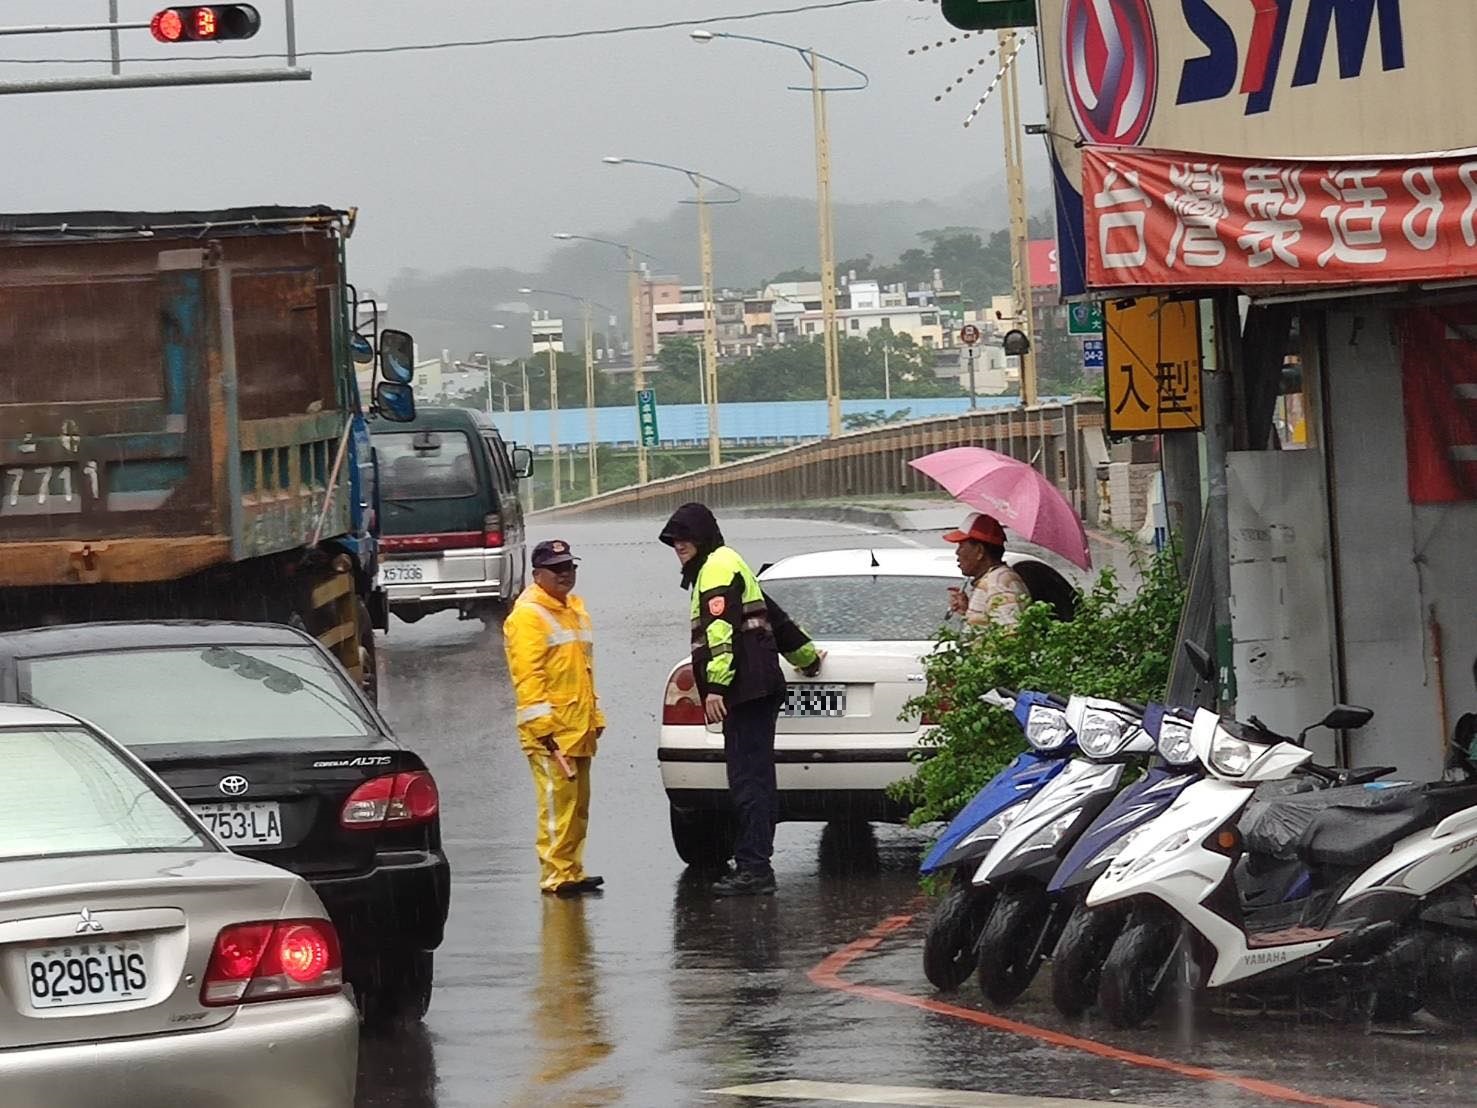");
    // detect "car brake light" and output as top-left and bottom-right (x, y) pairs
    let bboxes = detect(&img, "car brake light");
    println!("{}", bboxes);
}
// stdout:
(380, 532), (482, 553)
(340, 770), (440, 829)
(921, 695), (950, 727)
(201, 919), (343, 1006)
(483, 512), (504, 548)
(663, 663), (705, 726)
